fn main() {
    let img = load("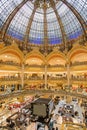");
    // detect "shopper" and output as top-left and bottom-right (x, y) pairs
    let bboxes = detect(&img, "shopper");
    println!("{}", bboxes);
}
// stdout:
(48, 115), (55, 130)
